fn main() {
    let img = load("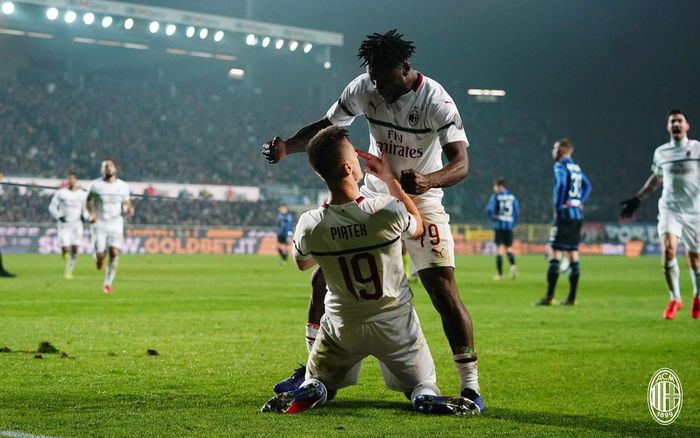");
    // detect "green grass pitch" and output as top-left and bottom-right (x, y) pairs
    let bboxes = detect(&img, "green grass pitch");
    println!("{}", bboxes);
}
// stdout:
(0, 254), (698, 437)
